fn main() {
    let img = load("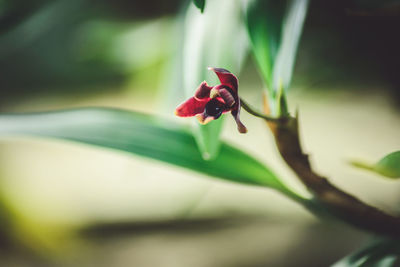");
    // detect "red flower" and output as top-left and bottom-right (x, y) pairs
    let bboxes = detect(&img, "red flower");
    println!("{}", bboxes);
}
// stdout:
(175, 67), (247, 133)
